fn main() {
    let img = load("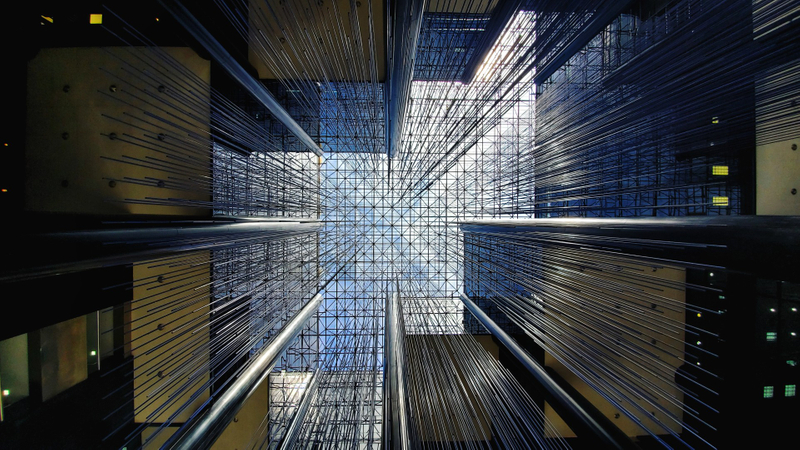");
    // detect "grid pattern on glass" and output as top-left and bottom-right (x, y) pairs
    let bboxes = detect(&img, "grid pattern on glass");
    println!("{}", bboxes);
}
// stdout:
(764, 386), (775, 398)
